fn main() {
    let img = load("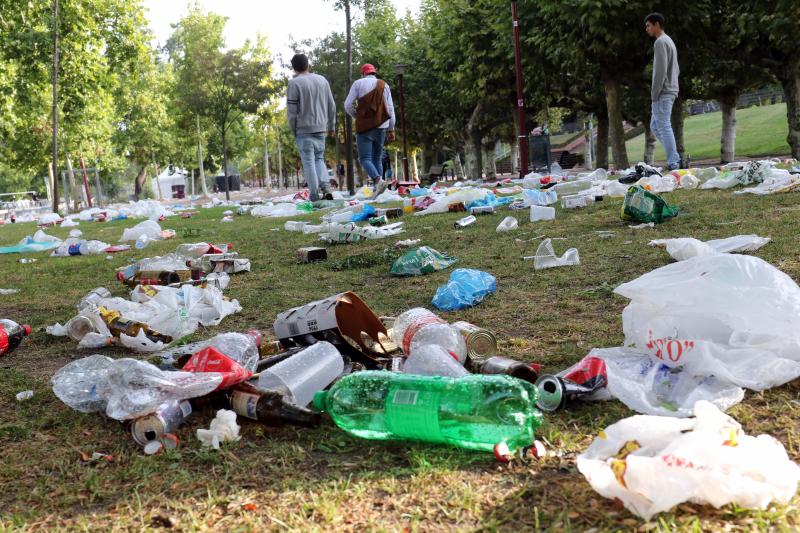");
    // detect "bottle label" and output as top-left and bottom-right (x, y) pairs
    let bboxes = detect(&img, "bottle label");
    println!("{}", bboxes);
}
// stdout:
(0, 326), (8, 356)
(386, 387), (443, 442)
(231, 391), (259, 419)
(401, 315), (445, 354)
